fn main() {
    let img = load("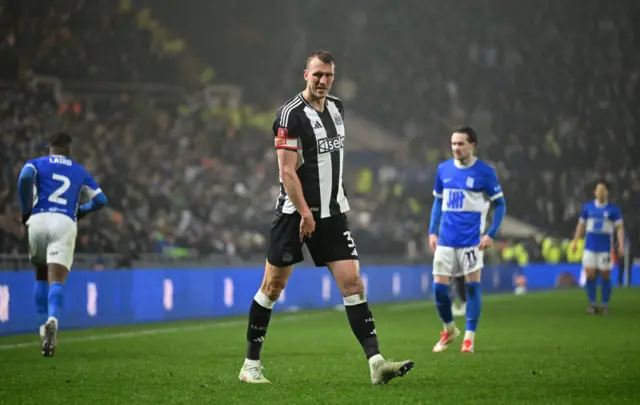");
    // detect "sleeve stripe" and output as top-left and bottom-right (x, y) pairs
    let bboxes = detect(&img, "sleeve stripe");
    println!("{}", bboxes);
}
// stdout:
(490, 192), (504, 201)
(82, 186), (103, 199)
(433, 191), (443, 198)
(276, 145), (298, 151)
(615, 219), (623, 226)
(25, 163), (37, 173)
(279, 98), (303, 127)
(578, 218), (585, 223)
